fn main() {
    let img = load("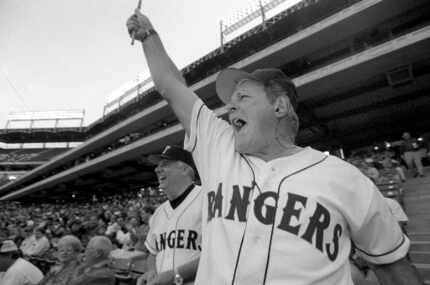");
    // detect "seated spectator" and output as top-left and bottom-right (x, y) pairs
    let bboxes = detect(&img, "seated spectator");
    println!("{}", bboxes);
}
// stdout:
(140, 206), (154, 226)
(67, 236), (115, 285)
(379, 152), (406, 182)
(115, 220), (132, 250)
(37, 235), (82, 285)
(20, 228), (50, 257)
(360, 159), (380, 183)
(0, 240), (44, 285)
(105, 216), (121, 238)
